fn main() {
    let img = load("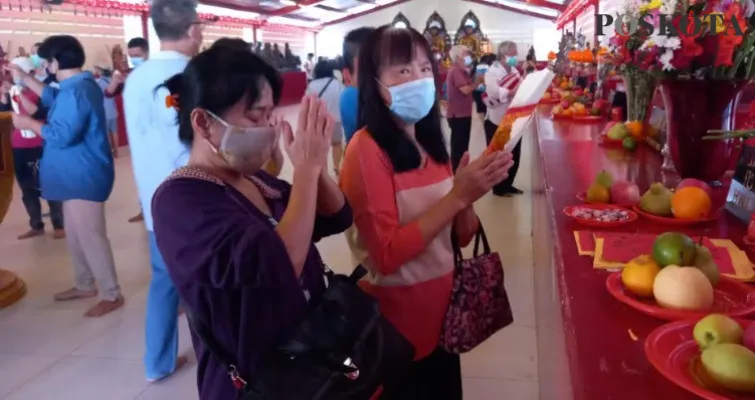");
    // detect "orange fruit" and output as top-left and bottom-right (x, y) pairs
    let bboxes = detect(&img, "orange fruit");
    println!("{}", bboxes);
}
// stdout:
(625, 121), (644, 139)
(622, 255), (661, 297)
(671, 187), (712, 219)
